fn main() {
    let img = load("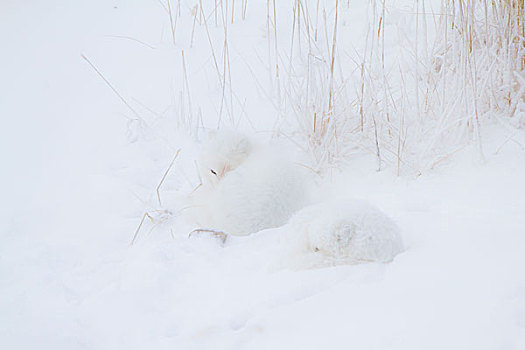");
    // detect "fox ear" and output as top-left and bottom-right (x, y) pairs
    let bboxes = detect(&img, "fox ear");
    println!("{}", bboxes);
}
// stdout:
(235, 137), (252, 155)
(207, 129), (217, 139)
